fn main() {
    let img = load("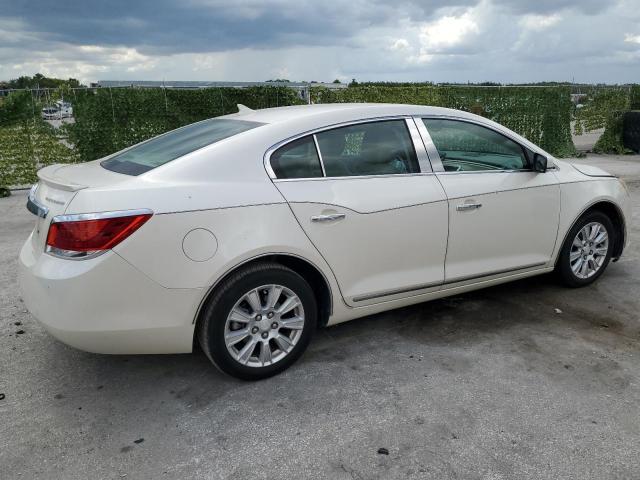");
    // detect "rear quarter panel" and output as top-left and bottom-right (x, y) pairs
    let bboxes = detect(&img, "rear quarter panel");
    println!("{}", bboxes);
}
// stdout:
(112, 203), (342, 299)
